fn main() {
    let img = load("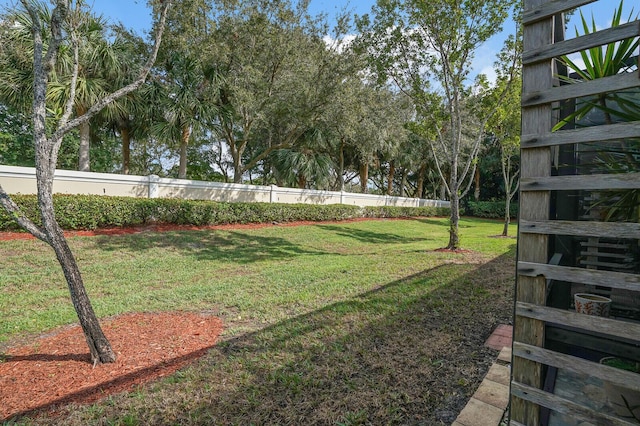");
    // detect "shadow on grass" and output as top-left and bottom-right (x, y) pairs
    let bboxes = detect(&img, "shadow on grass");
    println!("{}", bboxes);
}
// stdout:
(90, 230), (327, 264)
(315, 224), (426, 245)
(45, 249), (516, 426)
